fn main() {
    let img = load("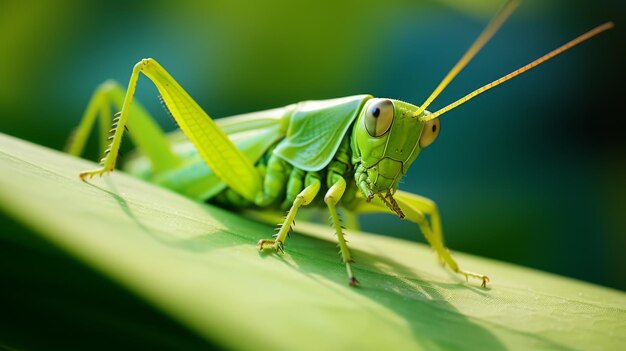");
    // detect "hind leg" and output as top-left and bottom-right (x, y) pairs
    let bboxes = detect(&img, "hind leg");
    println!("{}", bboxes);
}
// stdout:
(67, 80), (180, 173)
